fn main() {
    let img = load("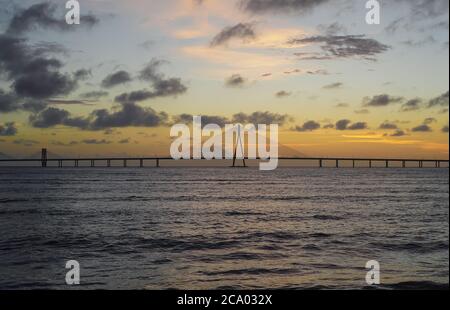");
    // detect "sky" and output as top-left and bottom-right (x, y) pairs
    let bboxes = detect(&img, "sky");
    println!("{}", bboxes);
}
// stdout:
(0, 0), (449, 159)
